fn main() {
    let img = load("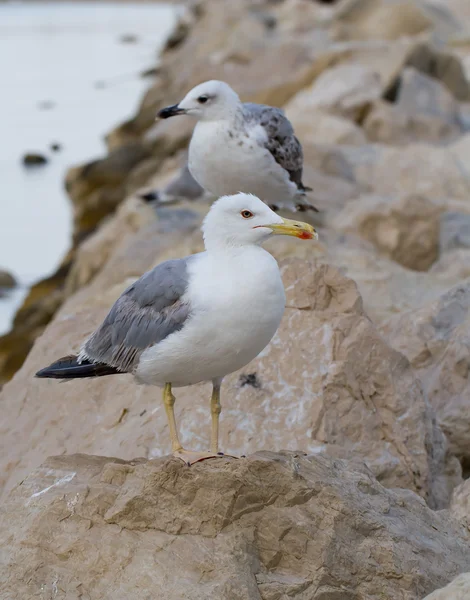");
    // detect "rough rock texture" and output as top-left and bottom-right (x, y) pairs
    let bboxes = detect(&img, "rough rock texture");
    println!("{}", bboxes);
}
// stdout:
(381, 282), (470, 465)
(0, 252), (460, 509)
(423, 574), (470, 600)
(0, 269), (17, 289)
(5, 0), (470, 389)
(451, 478), (470, 527)
(333, 194), (442, 271)
(0, 452), (469, 600)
